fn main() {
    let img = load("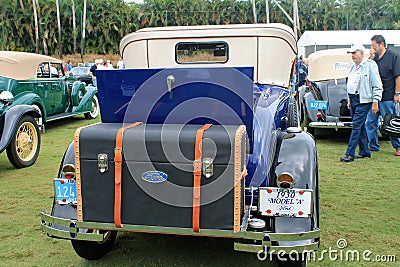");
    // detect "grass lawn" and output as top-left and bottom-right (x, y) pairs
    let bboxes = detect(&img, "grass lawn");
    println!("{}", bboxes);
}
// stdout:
(0, 119), (399, 266)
